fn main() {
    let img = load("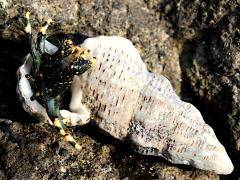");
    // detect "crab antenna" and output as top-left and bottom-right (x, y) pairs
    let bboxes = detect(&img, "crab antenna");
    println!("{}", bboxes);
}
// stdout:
(36, 18), (53, 53)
